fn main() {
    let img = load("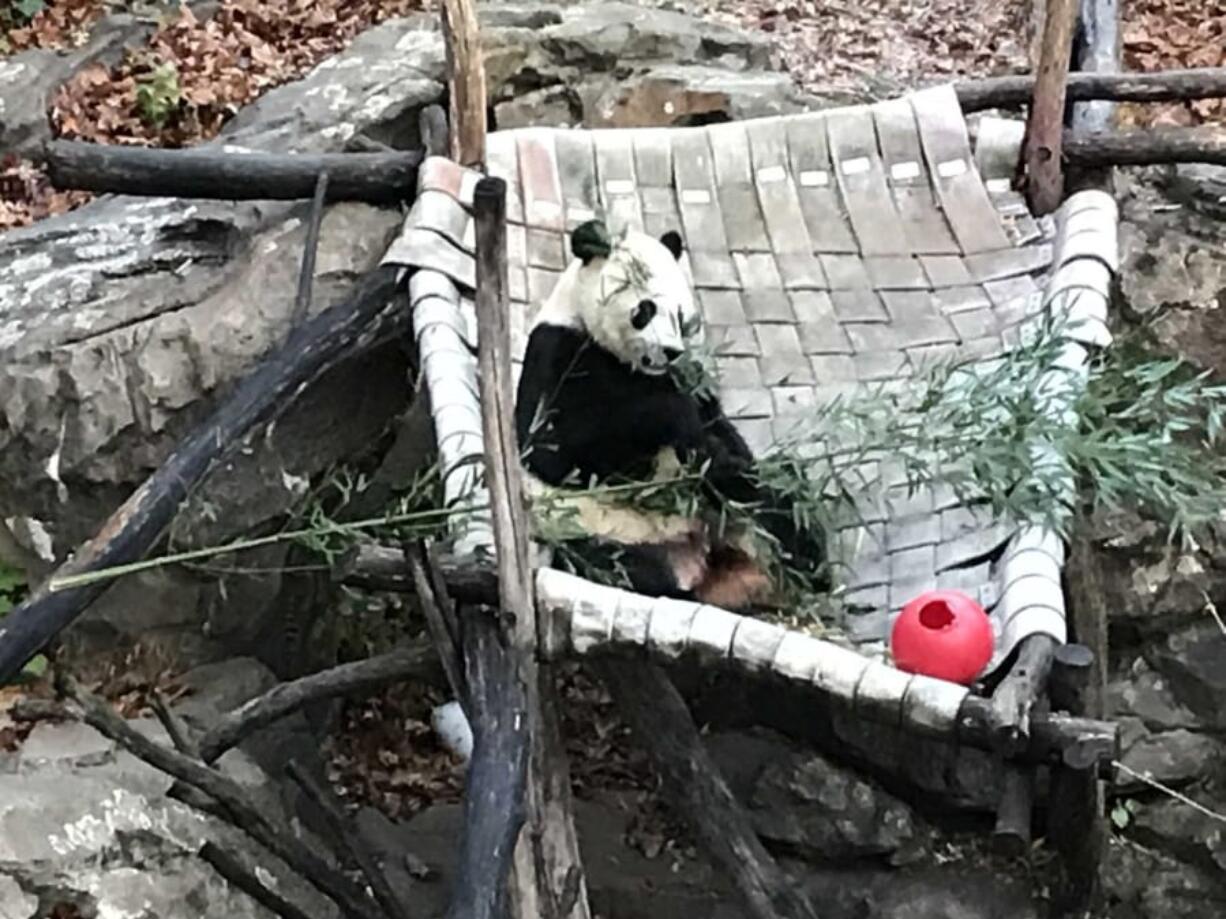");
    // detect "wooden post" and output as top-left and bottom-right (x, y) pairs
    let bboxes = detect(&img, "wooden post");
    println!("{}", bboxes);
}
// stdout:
(1071, 0), (1120, 134)
(992, 766), (1035, 857)
(1046, 642), (1105, 916)
(441, 0), (487, 168)
(989, 635), (1059, 756)
(1069, 0), (1121, 193)
(471, 176), (592, 919)
(1024, 0), (1081, 214)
